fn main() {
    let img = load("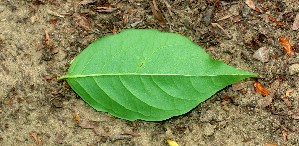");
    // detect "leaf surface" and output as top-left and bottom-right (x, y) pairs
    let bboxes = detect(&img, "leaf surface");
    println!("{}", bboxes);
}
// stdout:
(60, 29), (256, 121)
